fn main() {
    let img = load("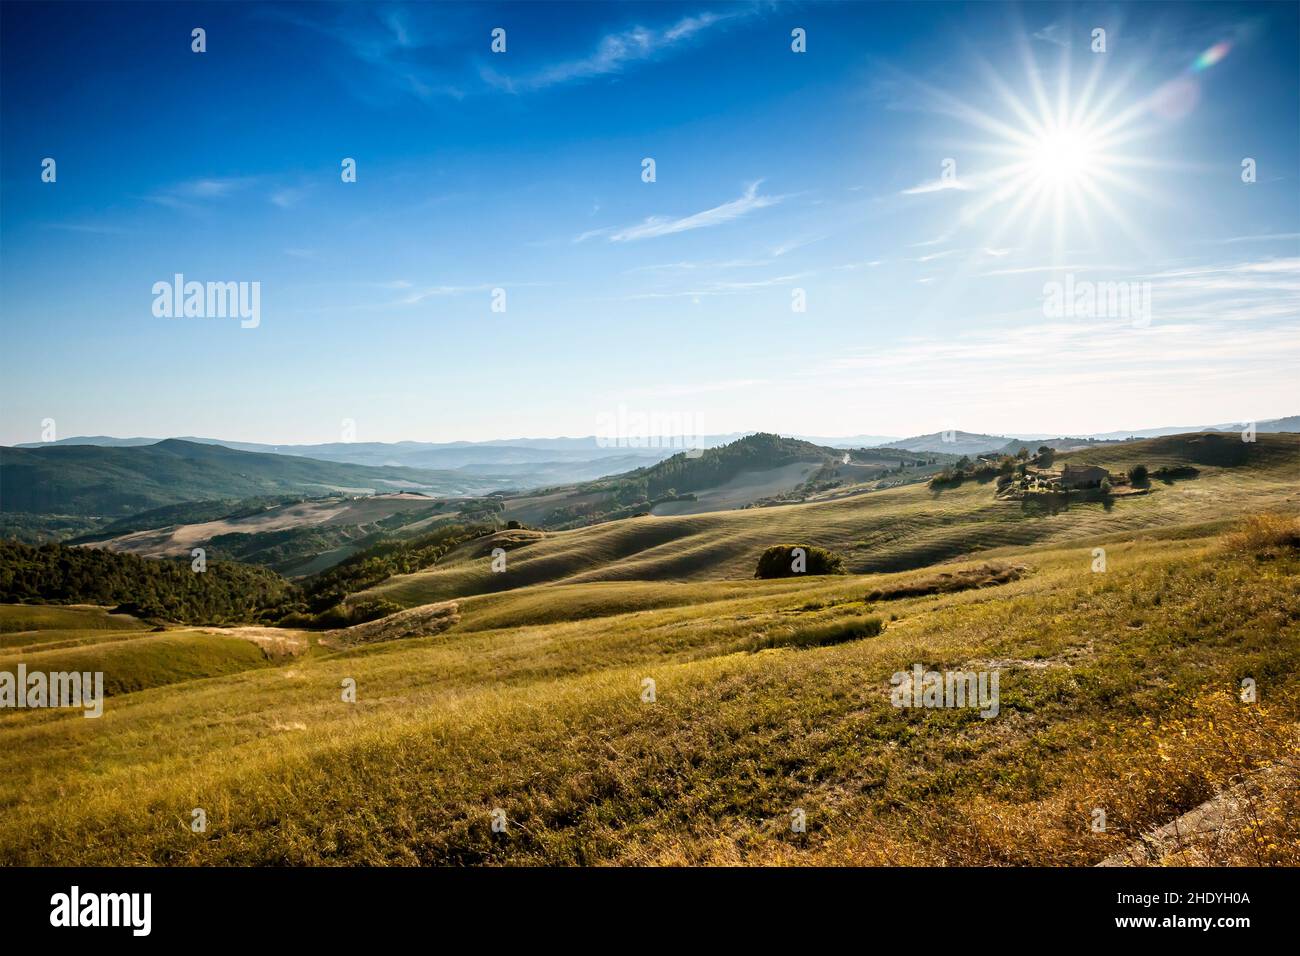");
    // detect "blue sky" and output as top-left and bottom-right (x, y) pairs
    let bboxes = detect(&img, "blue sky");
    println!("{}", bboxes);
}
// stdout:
(1, 0), (1297, 445)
